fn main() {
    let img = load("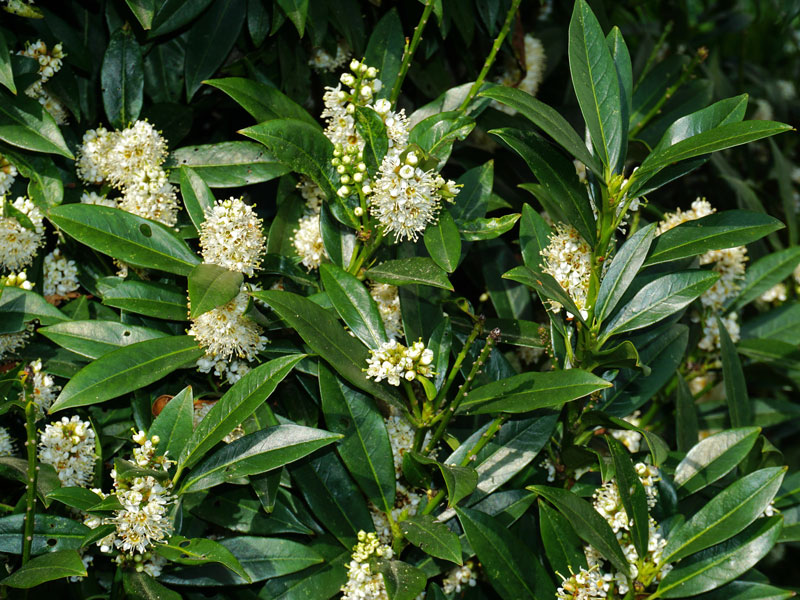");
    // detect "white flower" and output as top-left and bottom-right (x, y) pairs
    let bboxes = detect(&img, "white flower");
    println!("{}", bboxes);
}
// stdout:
(292, 213), (328, 270)
(517, 345), (545, 366)
(0, 325), (33, 361)
(81, 190), (117, 208)
(610, 412), (643, 453)
(104, 121), (168, 189)
(18, 39), (66, 121)
(76, 127), (115, 185)
(0, 155), (17, 196)
(442, 561), (478, 594)
(192, 400), (245, 443)
(698, 312), (740, 352)
(341, 531), (393, 600)
(2, 270), (33, 290)
(0, 196), (45, 271)
(109, 476), (174, 555)
(753, 99), (774, 121)
(698, 246), (747, 311)
(370, 282), (403, 340)
(297, 177), (326, 214)
(540, 458), (557, 482)
(21, 359), (60, 418)
(43, 248), (80, 297)
(656, 198), (715, 234)
(365, 340), (434, 386)
(38, 416), (96, 487)
(199, 197), (266, 276)
(117, 164), (179, 227)
(759, 283), (787, 305)
(189, 290), (267, 367)
(556, 566), (613, 600)
(519, 35), (547, 97)
(309, 43), (350, 73)
(0, 427), (15, 456)
(540, 223), (593, 319)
